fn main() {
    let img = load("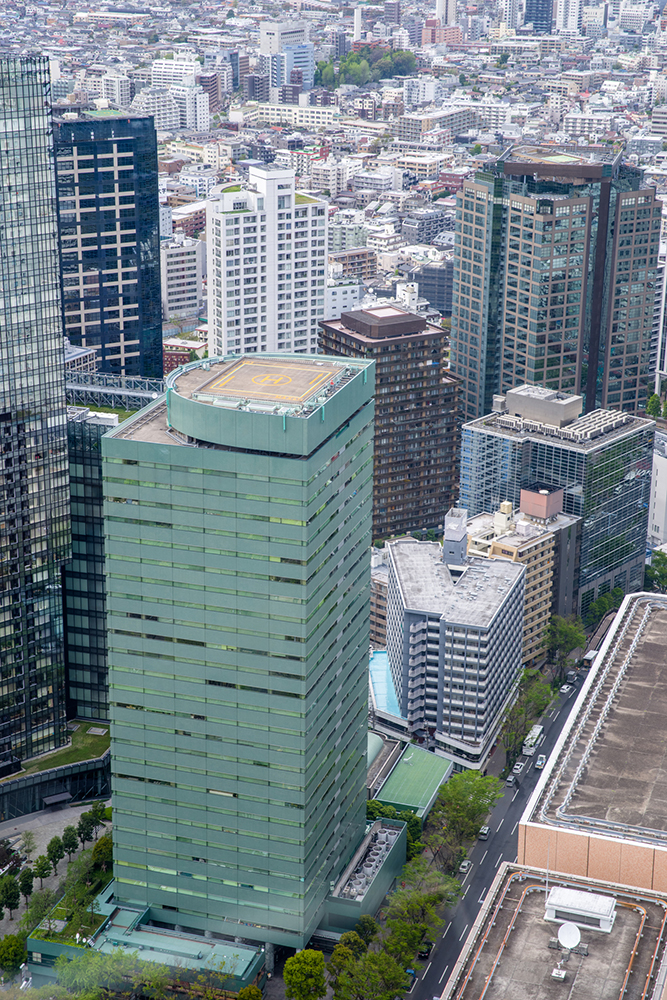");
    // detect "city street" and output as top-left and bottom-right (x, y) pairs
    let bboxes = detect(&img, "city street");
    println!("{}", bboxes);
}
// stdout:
(413, 682), (581, 1000)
